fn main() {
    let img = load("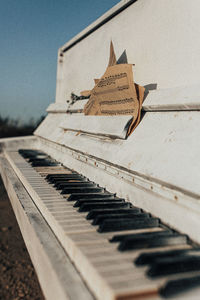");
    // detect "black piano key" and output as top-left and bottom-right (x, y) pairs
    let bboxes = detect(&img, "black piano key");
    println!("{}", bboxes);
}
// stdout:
(31, 160), (59, 167)
(19, 149), (45, 158)
(79, 202), (131, 212)
(54, 179), (89, 188)
(48, 175), (84, 180)
(61, 187), (104, 194)
(46, 173), (75, 179)
(31, 160), (54, 165)
(46, 174), (84, 181)
(56, 182), (96, 190)
(98, 217), (159, 233)
(68, 193), (115, 201)
(34, 162), (59, 167)
(32, 162), (59, 167)
(159, 275), (200, 298)
(51, 178), (87, 184)
(86, 208), (141, 220)
(111, 230), (172, 243)
(47, 173), (81, 177)
(135, 248), (192, 265)
(19, 149), (44, 154)
(118, 233), (187, 252)
(46, 174), (76, 179)
(93, 212), (150, 225)
(74, 198), (124, 208)
(30, 158), (54, 163)
(55, 180), (93, 186)
(28, 157), (49, 162)
(23, 153), (37, 158)
(47, 176), (86, 184)
(147, 255), (200, 277)
(28, 154), (49, 159)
